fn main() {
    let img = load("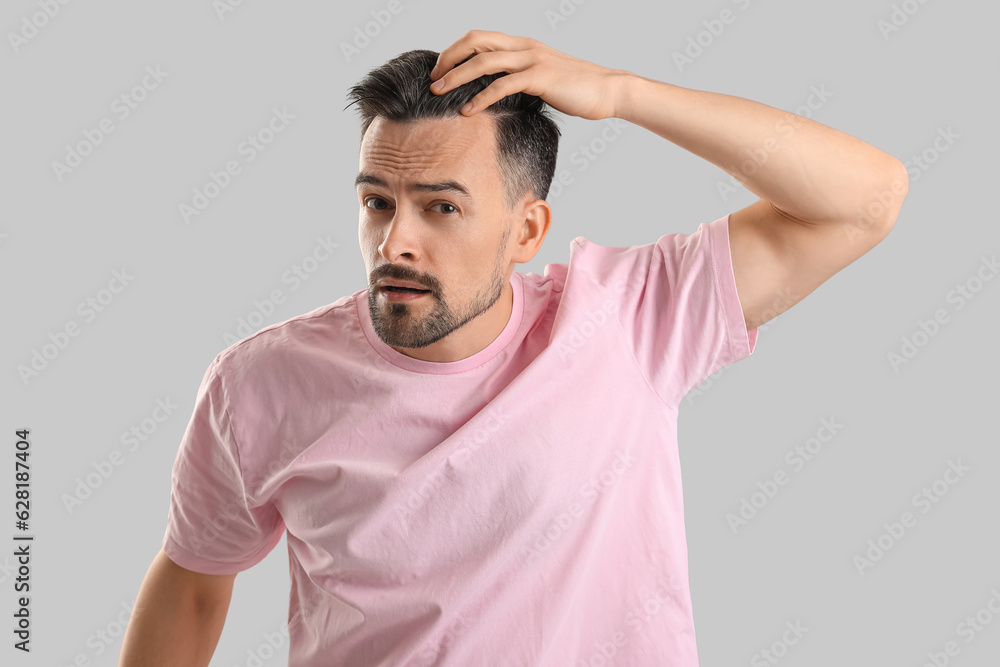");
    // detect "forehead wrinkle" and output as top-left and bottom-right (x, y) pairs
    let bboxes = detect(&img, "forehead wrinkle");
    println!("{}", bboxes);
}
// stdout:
(360, 154), (479, 203)
(361, 118), (483, 163)
(362, 143), (468, 176)
(362, 141), (471, 166)
(356, 170), (474, 203)
(364, 154), (451, 172)
(358, 117), (499, 205)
